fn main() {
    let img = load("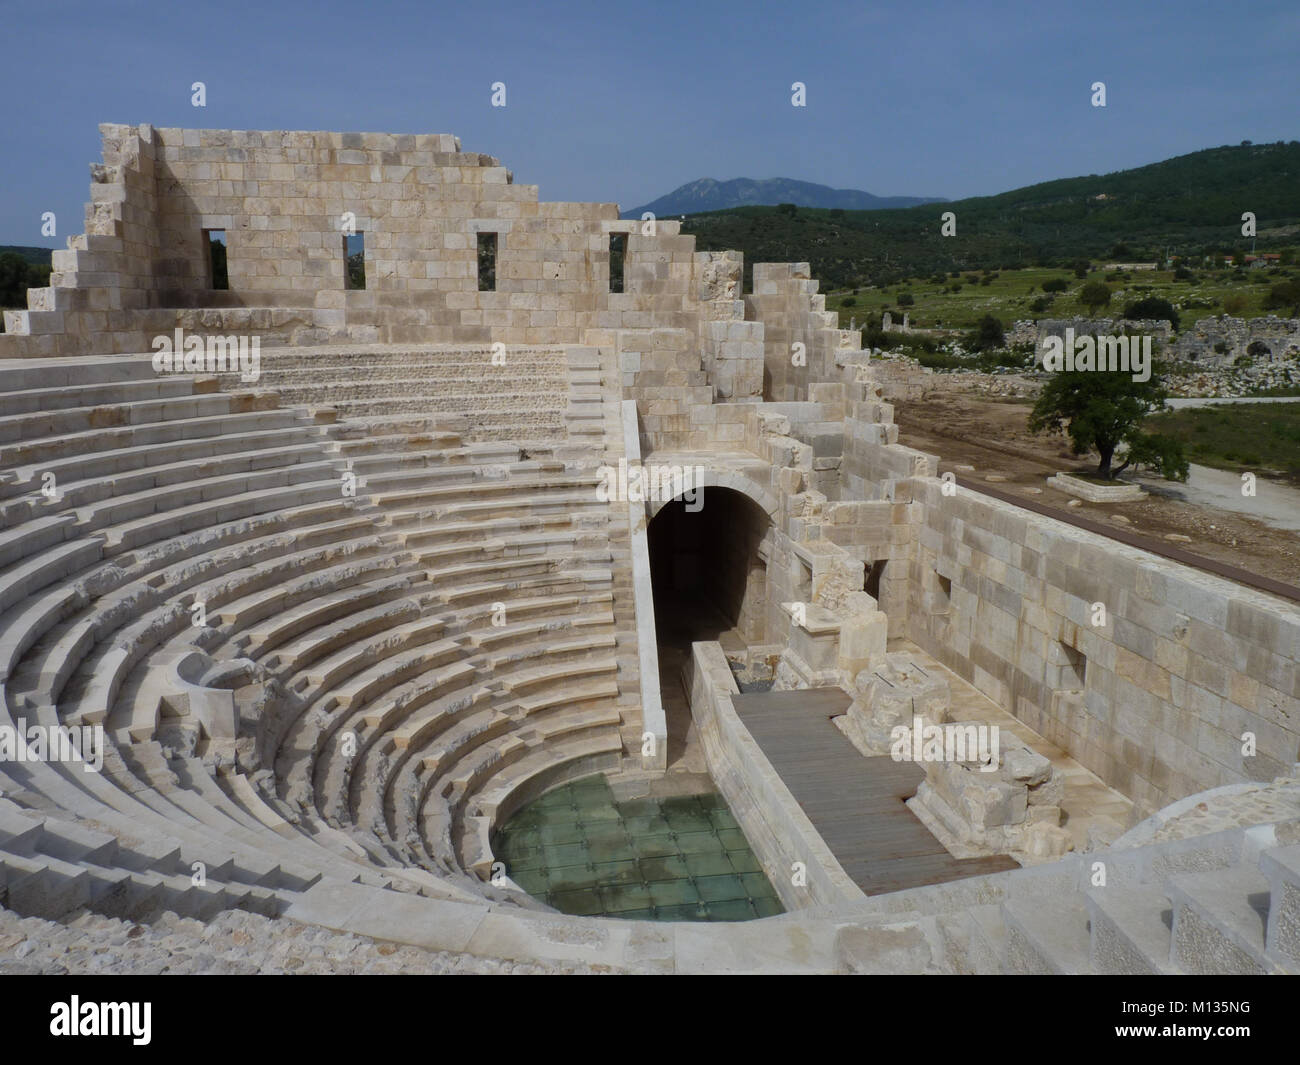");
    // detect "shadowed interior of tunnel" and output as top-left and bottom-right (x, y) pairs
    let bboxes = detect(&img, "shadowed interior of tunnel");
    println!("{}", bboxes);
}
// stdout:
(647, 487), (772, 765)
